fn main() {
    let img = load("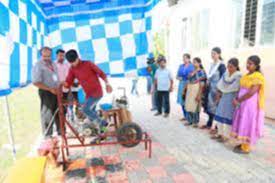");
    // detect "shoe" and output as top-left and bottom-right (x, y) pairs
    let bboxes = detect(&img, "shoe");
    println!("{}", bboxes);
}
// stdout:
(154, 112), (162, 116)
(83, 118), (92, 124)
(179, 118), (186, 121)
(164, 113), (169, 118)
(101, 120), (109, 127)
(100, 125), (108, 134)
(184, 123), (192, 126)
(90, 137), (103, 144)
